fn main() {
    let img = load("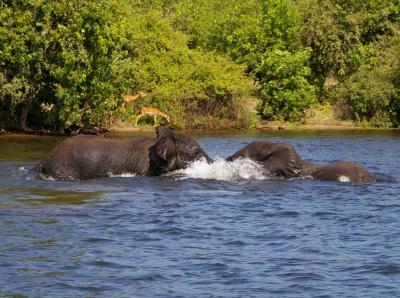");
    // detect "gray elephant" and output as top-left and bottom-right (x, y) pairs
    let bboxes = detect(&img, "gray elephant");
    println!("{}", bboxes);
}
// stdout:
(37, 126), (211, 180)
(226, 141), (375, 183)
